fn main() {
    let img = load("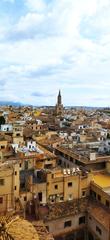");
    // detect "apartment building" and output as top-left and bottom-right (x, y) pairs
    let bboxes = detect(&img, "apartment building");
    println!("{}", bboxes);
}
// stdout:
(0, 163), (19, 214)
